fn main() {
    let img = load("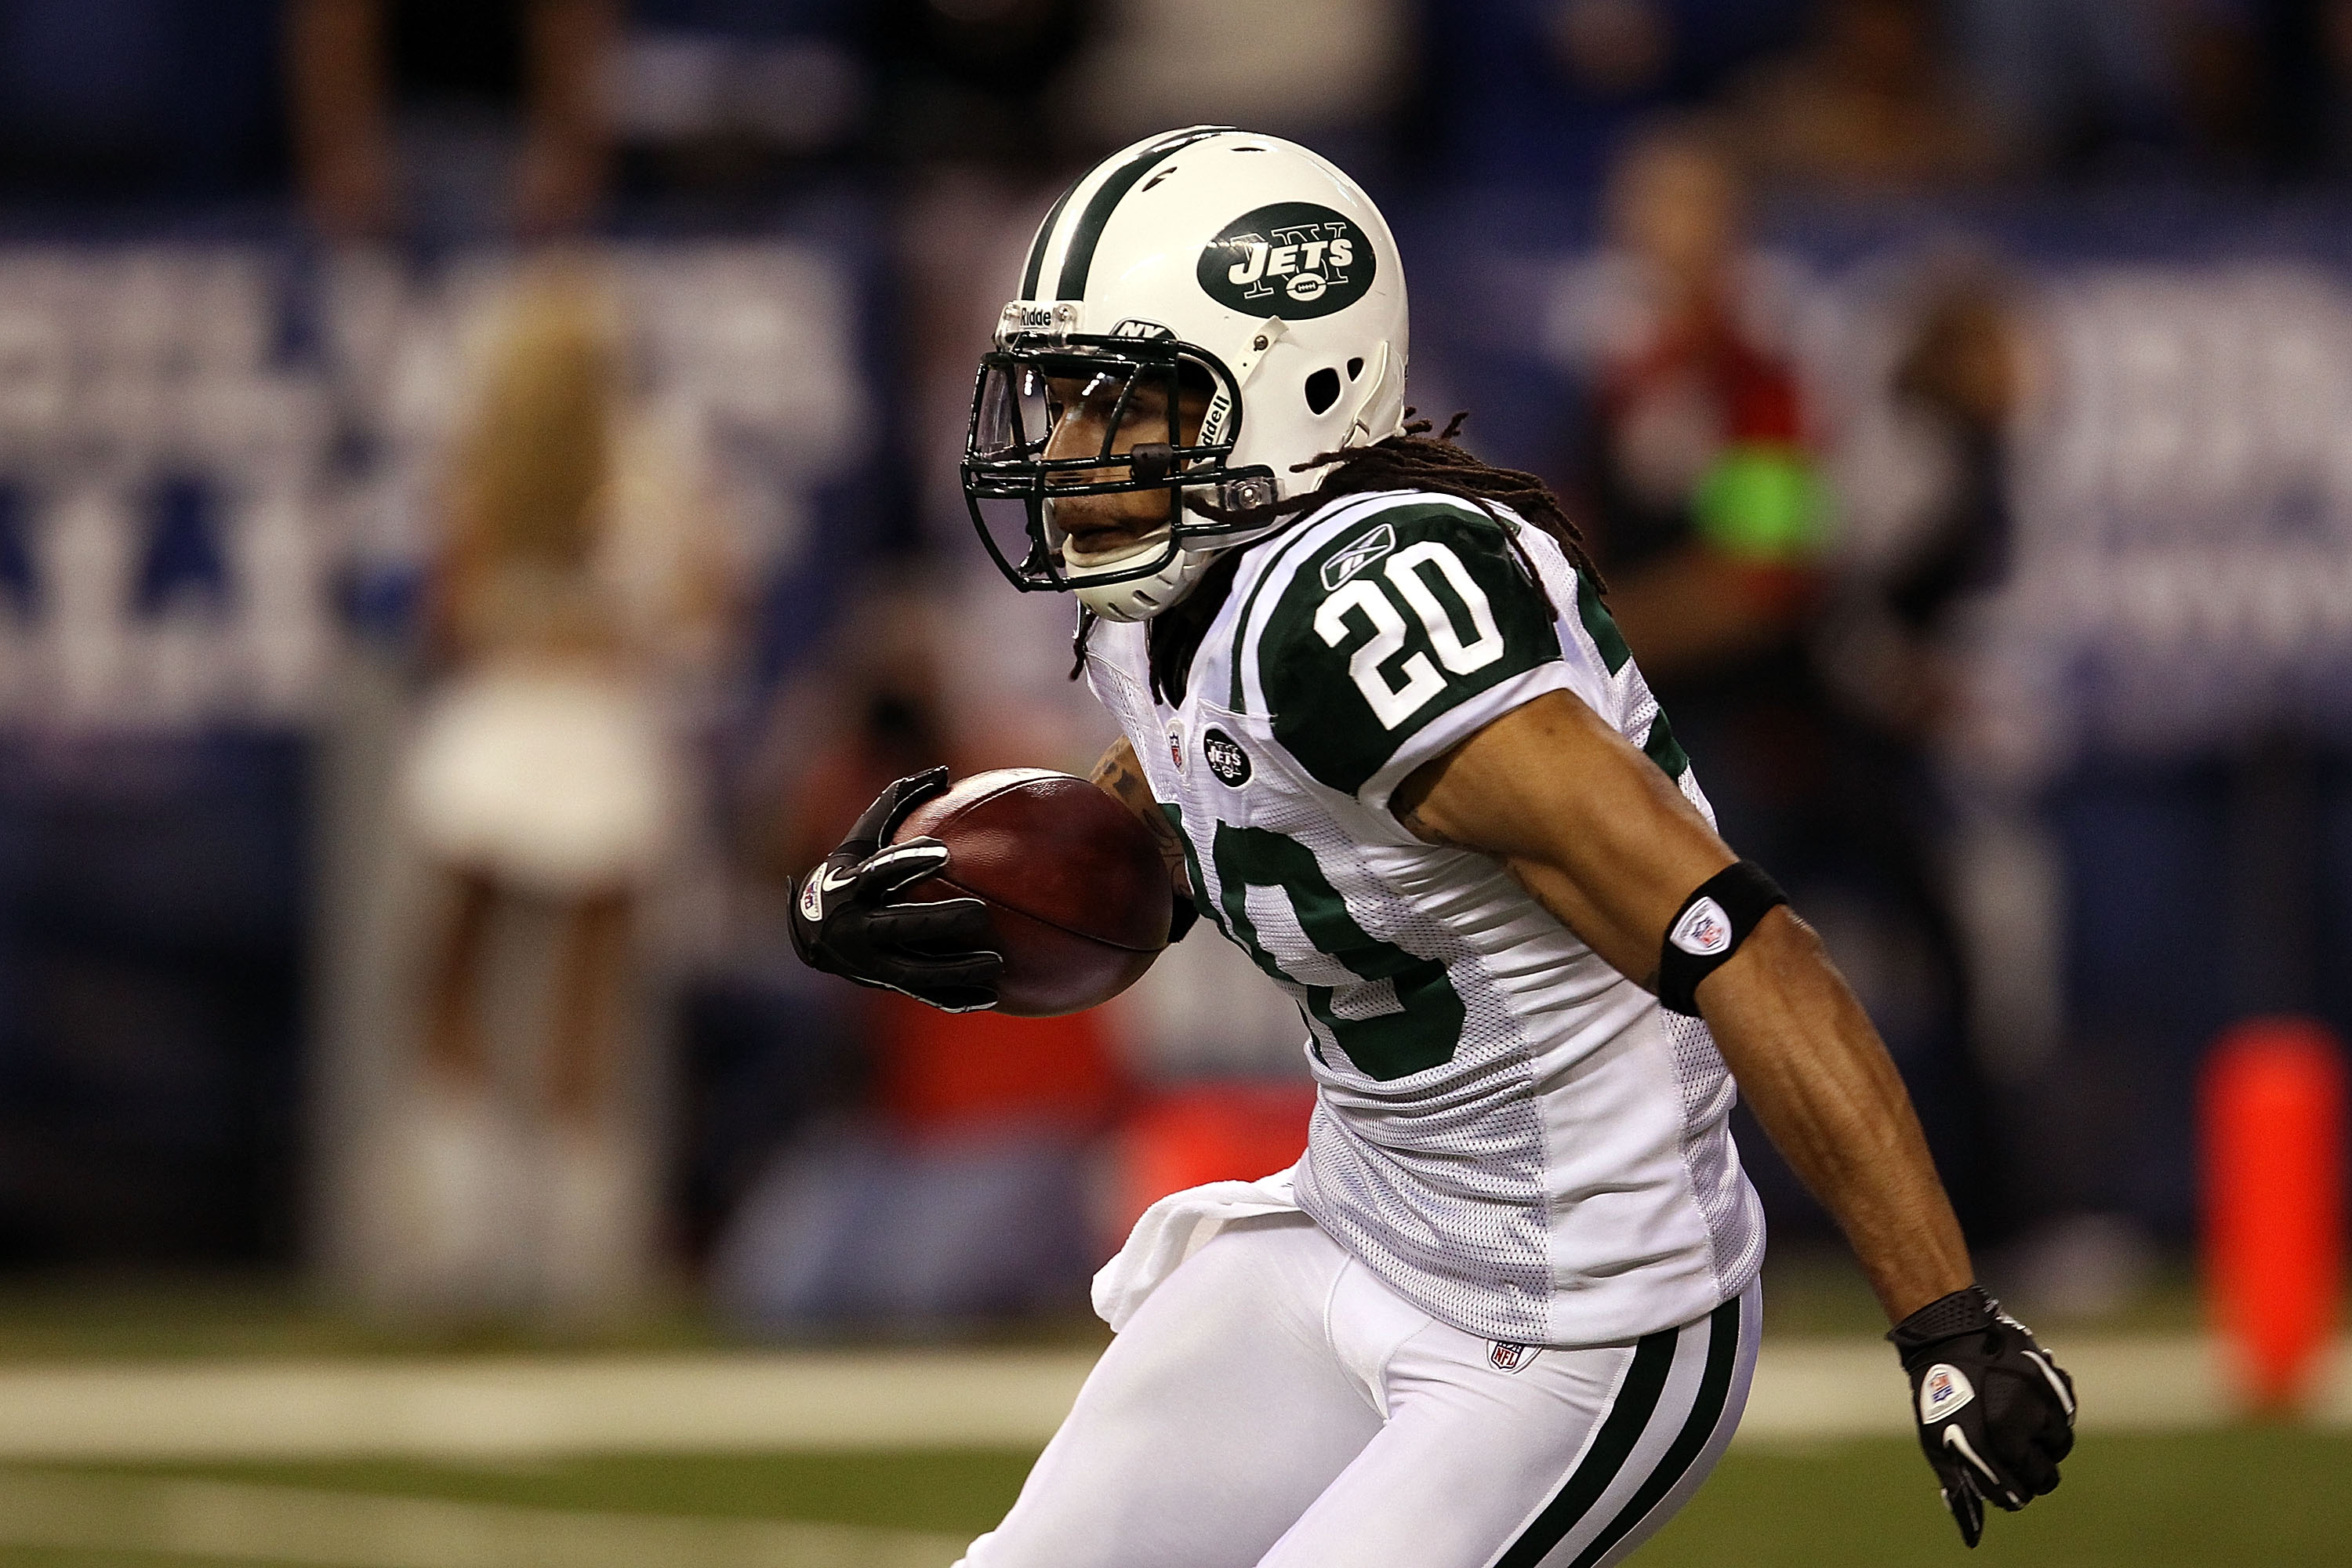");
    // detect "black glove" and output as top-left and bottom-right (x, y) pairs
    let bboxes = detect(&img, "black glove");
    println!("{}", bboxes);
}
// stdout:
(1889, 1286), (2078, 1548)
(788, 767), (1003, 1014)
